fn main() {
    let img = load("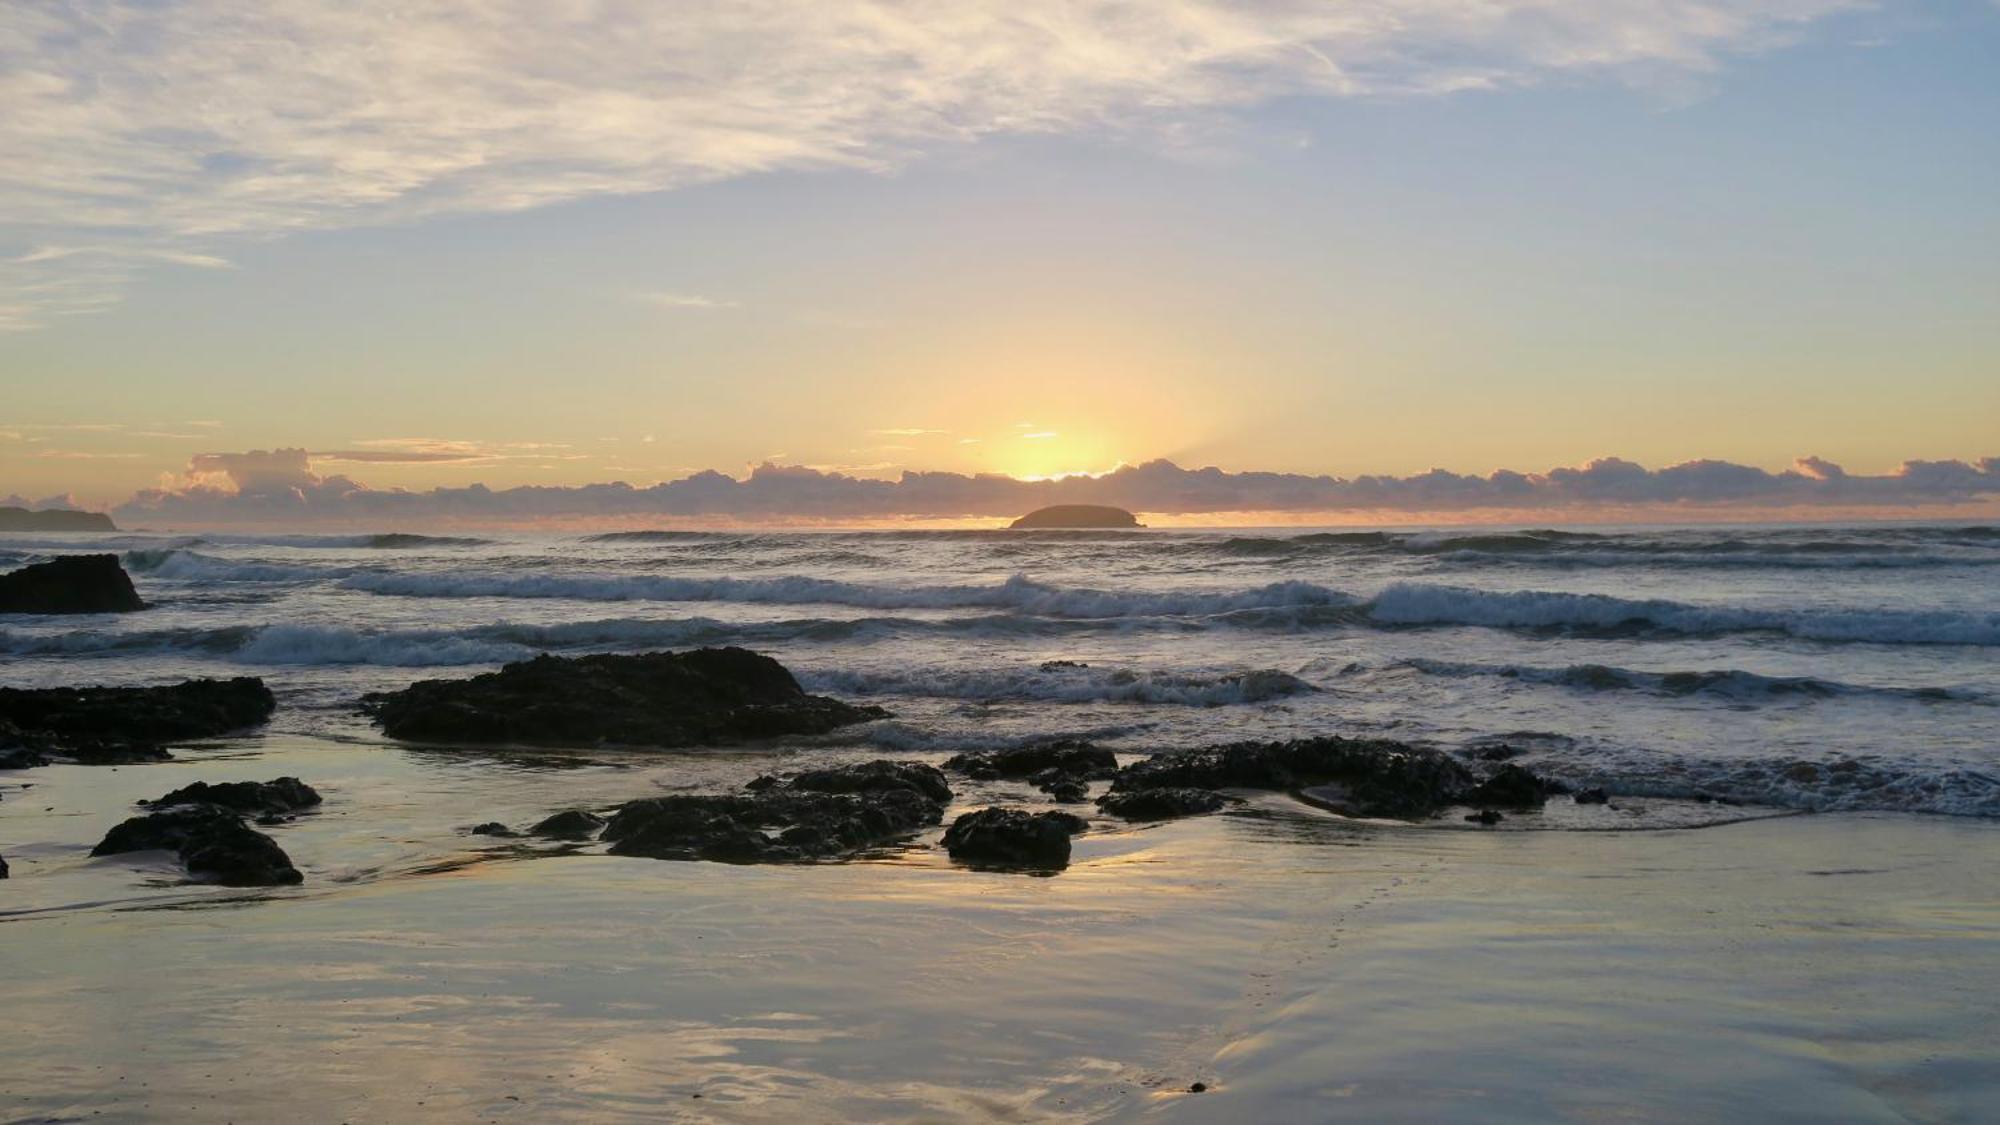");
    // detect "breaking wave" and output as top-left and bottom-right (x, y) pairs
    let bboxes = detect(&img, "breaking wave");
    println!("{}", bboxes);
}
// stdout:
(1204, 526), (2000, 568)
(1398, 658), (1985, 704)
(798, 665), (1317, 706)
(1367, 583), (2000, 646)
(339, 569), (1358, 618)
